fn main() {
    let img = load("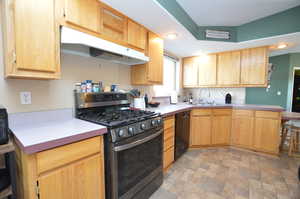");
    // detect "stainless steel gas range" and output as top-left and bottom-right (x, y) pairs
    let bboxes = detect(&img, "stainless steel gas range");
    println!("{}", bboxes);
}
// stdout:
(75, 92), (163, 199)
